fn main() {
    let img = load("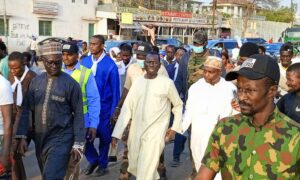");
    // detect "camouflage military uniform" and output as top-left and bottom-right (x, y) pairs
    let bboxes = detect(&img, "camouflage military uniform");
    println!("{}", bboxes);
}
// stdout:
(202, 107), (300, 180)
(188, 51), (208, 86)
